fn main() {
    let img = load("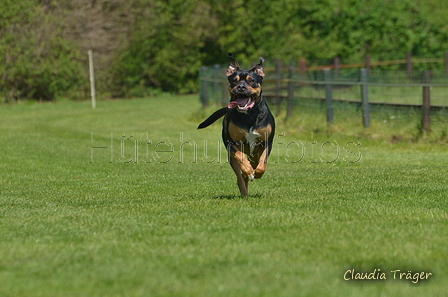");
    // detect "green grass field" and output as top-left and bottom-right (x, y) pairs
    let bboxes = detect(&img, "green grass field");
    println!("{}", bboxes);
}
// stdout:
(1, 95), (447, 296)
